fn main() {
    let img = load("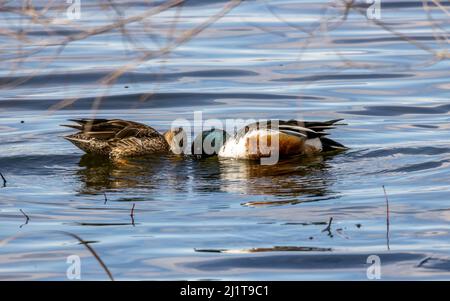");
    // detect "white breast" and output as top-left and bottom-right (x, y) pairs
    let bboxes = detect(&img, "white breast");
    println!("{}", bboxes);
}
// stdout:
(218, 136), (247, 159)
(218, 129), (279, 159)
